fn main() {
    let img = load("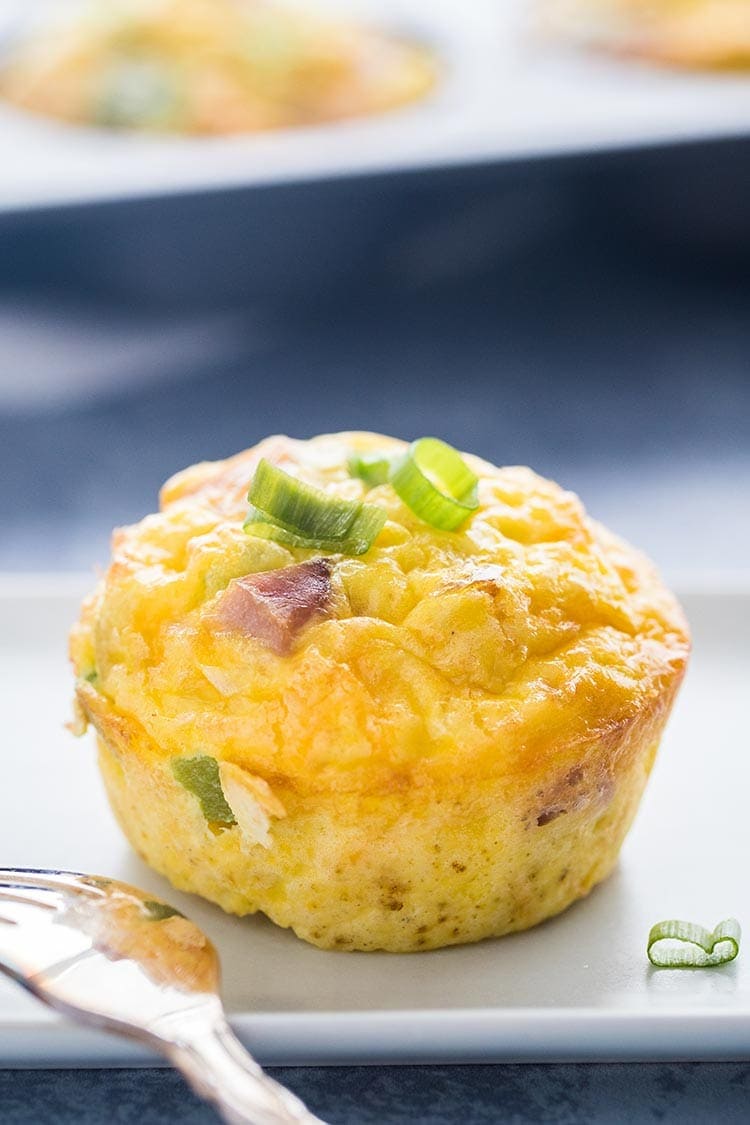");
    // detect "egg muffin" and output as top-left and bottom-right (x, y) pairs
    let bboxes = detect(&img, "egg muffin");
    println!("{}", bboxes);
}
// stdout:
(541, 0), (750, 70)
(0, 0), (434, 134)
(70, 432), (689, 952)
